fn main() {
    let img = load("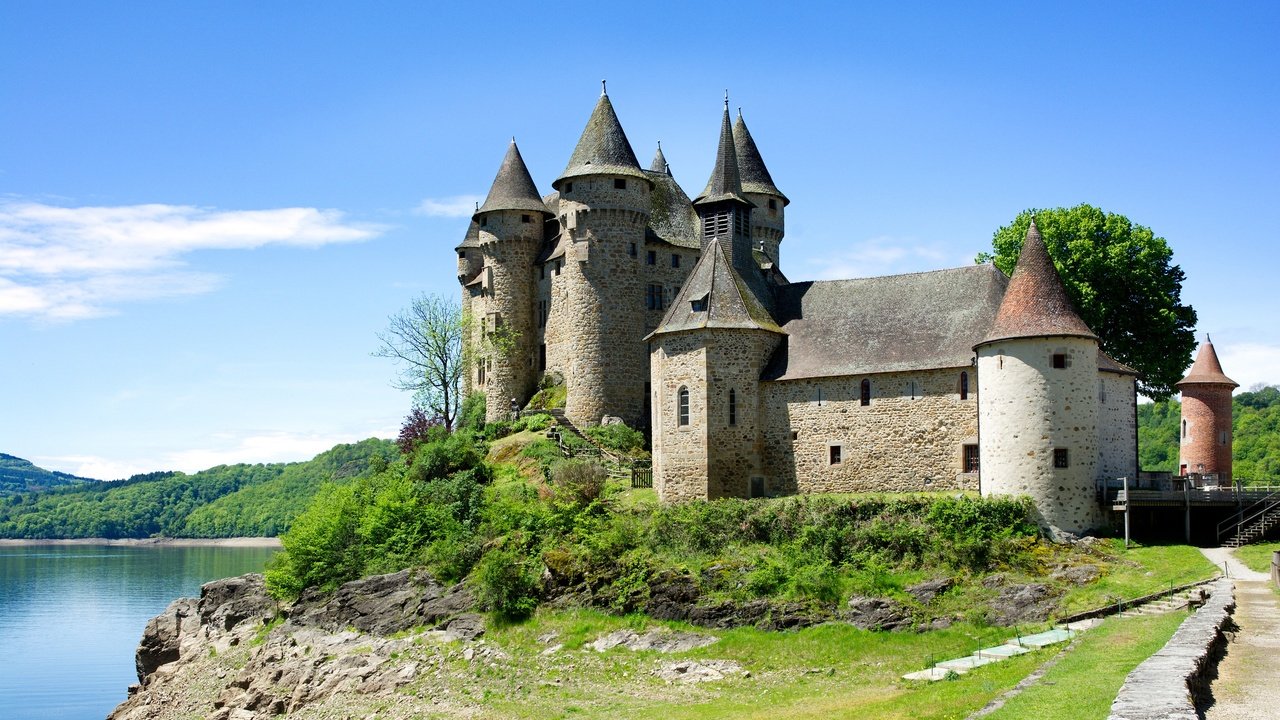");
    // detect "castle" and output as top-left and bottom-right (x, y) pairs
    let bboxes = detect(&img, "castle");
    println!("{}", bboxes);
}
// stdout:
(457, 88), (1146, 536)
